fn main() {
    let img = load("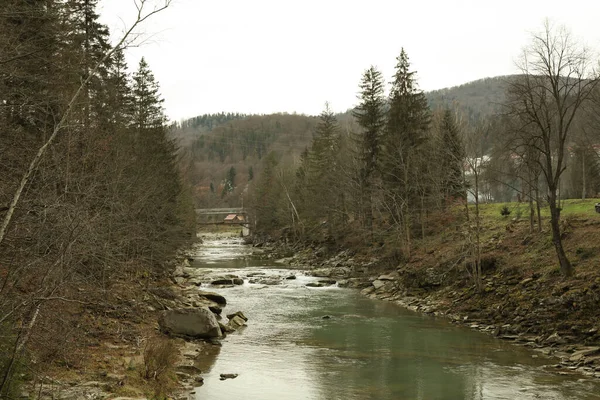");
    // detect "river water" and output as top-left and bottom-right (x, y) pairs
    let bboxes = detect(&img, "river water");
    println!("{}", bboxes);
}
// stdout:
(190, 236), (600, 400)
